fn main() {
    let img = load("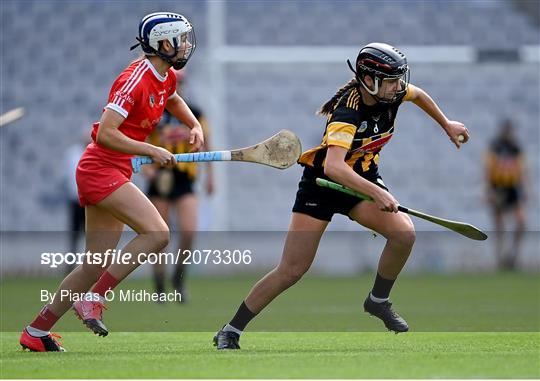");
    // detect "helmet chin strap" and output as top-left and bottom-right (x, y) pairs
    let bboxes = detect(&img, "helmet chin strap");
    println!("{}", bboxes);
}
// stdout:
(347, 59), (379, 96)
(360, 77), (379, 96)
(361, 77), (396, 104)
(172, 59), (187, 70)
(347, 59), (398, 103)
(154, 46), (184, 69)
(132, 37), (187, 69)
